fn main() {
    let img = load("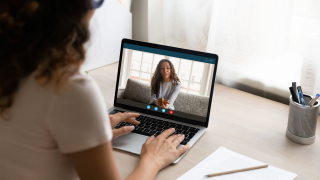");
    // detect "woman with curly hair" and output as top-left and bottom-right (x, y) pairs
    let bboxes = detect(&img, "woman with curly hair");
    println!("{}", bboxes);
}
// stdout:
(0, 0), (189, 180)
(151, 59), (181, 110)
